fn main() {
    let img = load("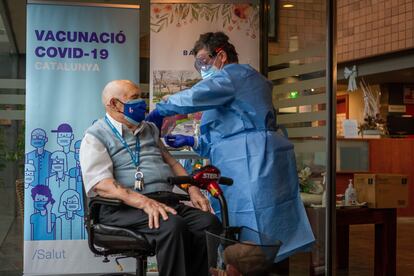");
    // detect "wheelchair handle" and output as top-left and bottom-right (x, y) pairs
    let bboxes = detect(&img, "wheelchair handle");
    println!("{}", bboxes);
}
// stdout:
(218, 177), (233, 185)
(168, 173), (231, 228)
(167, 176), (233, 186)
